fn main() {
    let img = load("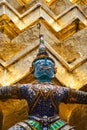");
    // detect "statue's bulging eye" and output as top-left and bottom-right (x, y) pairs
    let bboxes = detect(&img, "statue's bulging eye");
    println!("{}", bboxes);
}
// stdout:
(39, 67), (42, 71)
(40, 62), (43, 65)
